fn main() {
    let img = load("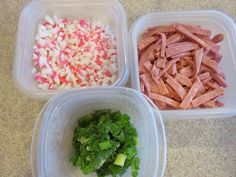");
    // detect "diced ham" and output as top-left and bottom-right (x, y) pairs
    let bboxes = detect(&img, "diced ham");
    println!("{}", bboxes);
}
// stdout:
(179, 65), (193, 78)
(202, 57), (221, 73)
(156, 58), (166, 68)
(149, 93), (180, 108)
(176, 25), (207, 47)
(212, 34), (224, 43)
(156, 58), (180, 81)
(143, 60), (153, 72)
(192, 88), (224, 107)
(158, 79), (169, 95)
(194, 48), (203, 76)
(179, 77), (202, 109)
(138, 35), (159, 51)
(166, 33), (182, 45)
(175, 73), (192, 87)
(176, 23), (211, 37)
(165, 42), (199, 57)
(166, 75), (187, 99)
